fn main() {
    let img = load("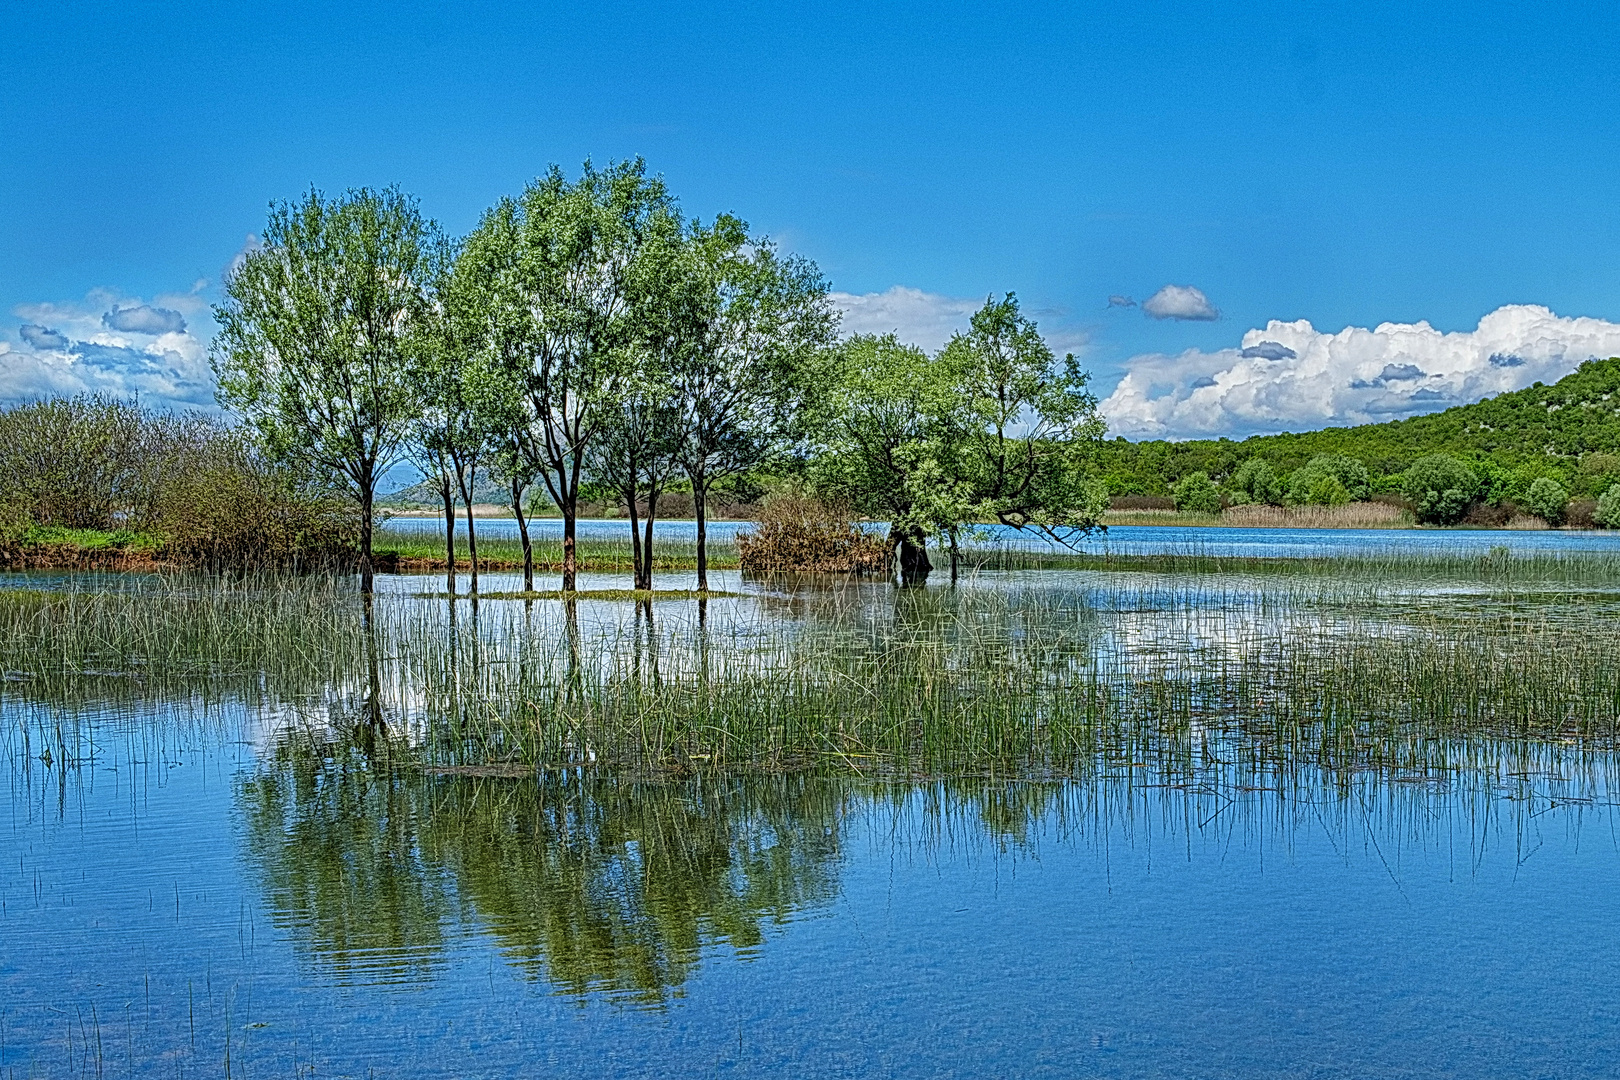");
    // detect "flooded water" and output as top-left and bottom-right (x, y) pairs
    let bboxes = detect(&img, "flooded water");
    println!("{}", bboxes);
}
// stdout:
(384, 514), (1620, 558)
(5, 554), (1620, 1078)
